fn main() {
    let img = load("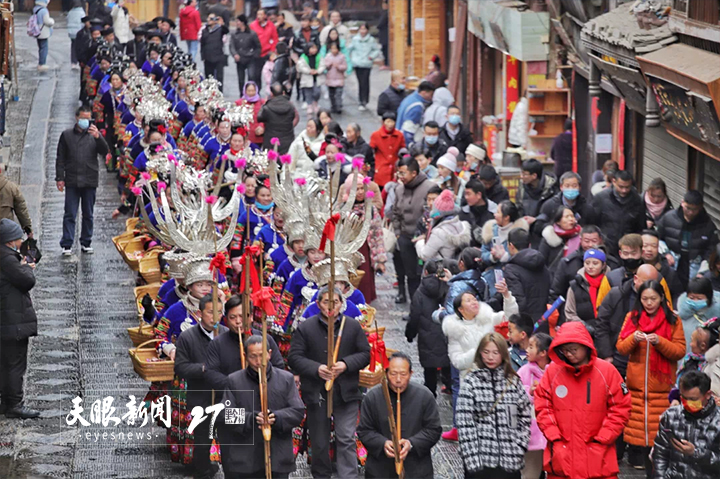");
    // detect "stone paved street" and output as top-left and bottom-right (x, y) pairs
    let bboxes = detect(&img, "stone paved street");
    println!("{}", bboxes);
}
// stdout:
(0, 14), (643, 479)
